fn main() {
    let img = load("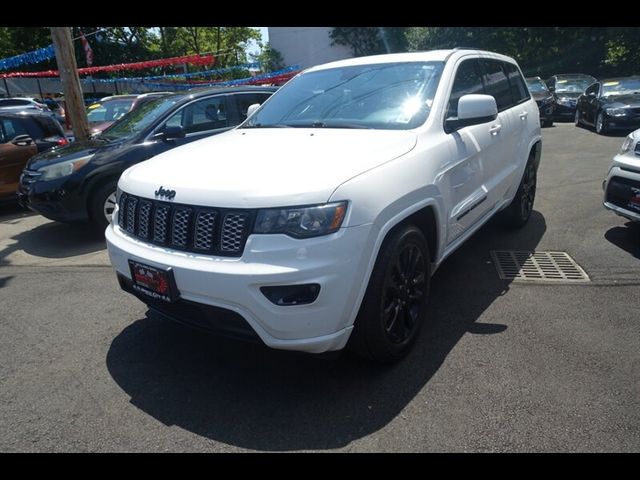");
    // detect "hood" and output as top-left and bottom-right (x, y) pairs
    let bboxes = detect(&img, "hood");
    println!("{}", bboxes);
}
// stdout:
(601, 94), (640, 108)
(120, 128), (418, 208)
(26, 136), (126, 170)
(27, 139), (104, 170)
